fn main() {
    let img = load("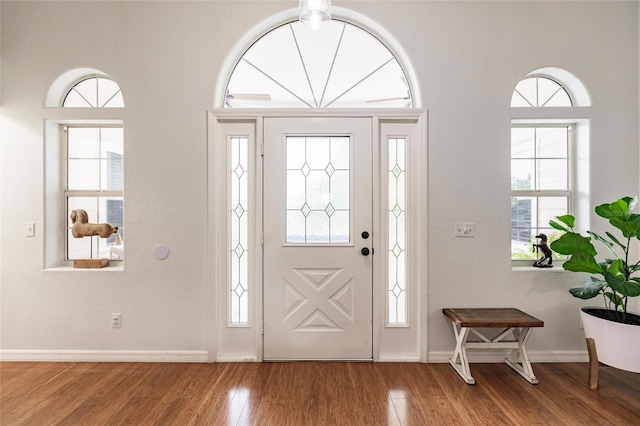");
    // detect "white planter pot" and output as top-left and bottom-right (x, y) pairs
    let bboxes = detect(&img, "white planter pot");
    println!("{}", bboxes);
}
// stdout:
(580, 307), (640, 373)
